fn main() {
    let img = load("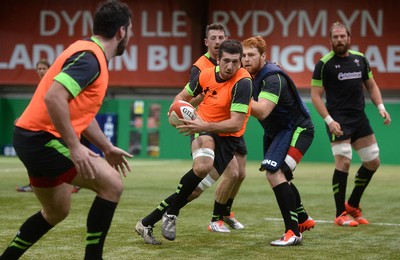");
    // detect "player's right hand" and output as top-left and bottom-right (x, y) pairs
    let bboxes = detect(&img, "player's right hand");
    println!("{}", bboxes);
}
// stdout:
(328, 121), (343, 137)
(70, 144), (100, 179)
